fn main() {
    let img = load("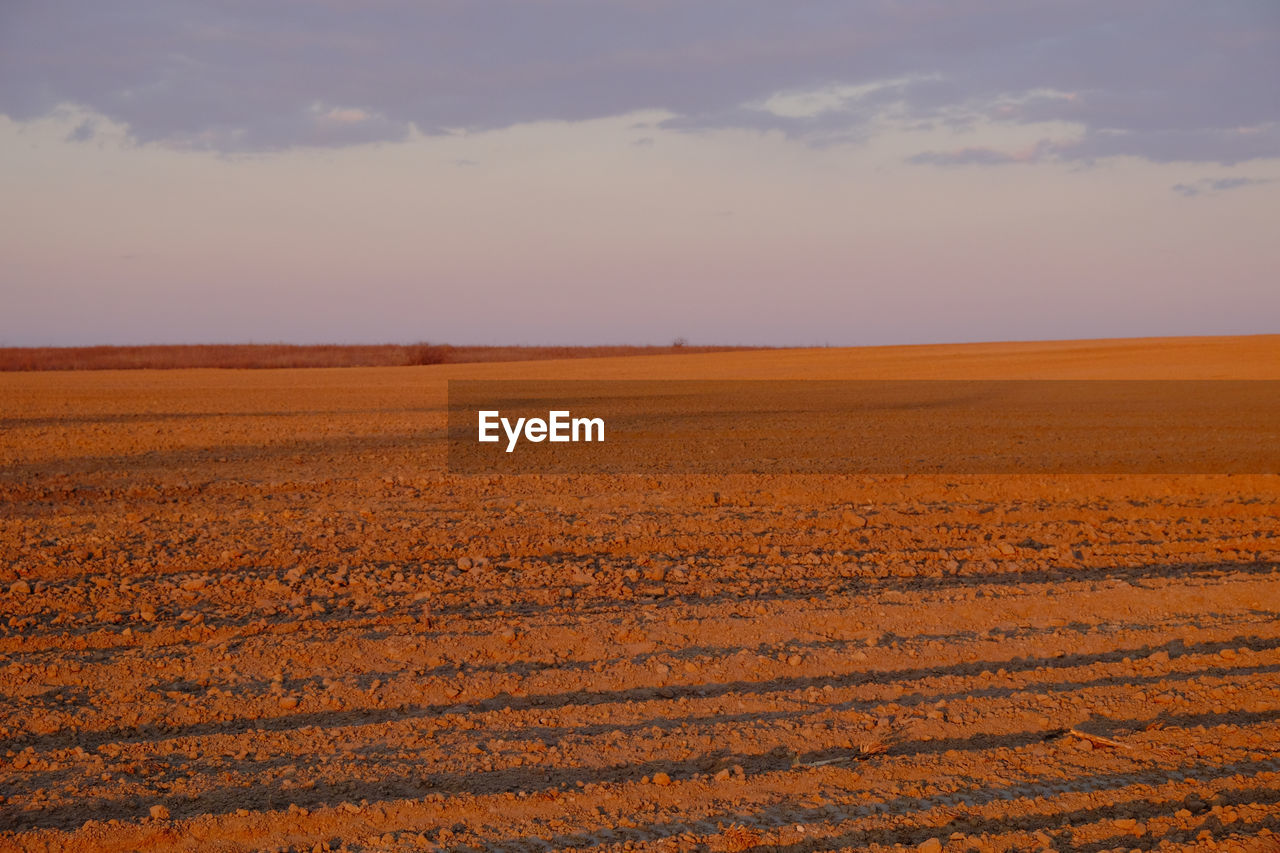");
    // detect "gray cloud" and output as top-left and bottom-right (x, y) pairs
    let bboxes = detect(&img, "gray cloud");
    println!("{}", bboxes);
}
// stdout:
(1172, 176), (1274, 197)
(1, 1), (1277, 163)
(65, 119), (96, 143)
(907, 147), (1023, 167)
